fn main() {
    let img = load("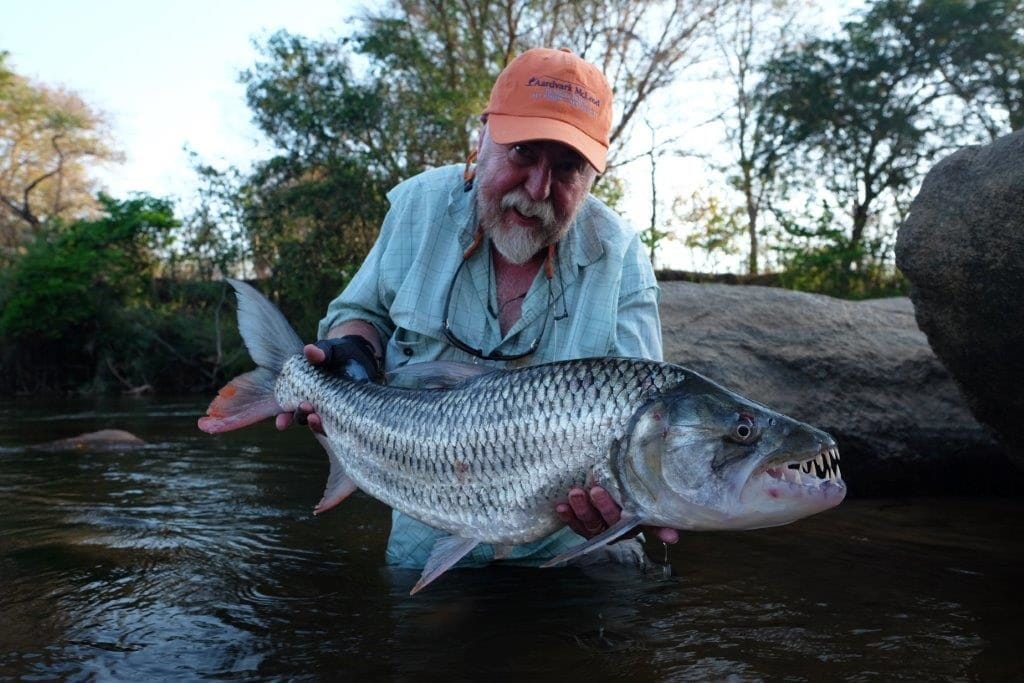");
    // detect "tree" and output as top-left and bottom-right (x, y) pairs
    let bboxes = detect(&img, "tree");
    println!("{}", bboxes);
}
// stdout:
(878, 0), (1024, 138)
(356, 0), (729, 170)
(711, 0), (807, 275)
(757, 1), (960, 292)
(0, 195), (178, 392)
(674, 188), (746, 272)
(756, 0), (1022, 294)
(0, 52), (121, 258)
(236, 31), (394, 333)
(229, 1), (728, 330)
